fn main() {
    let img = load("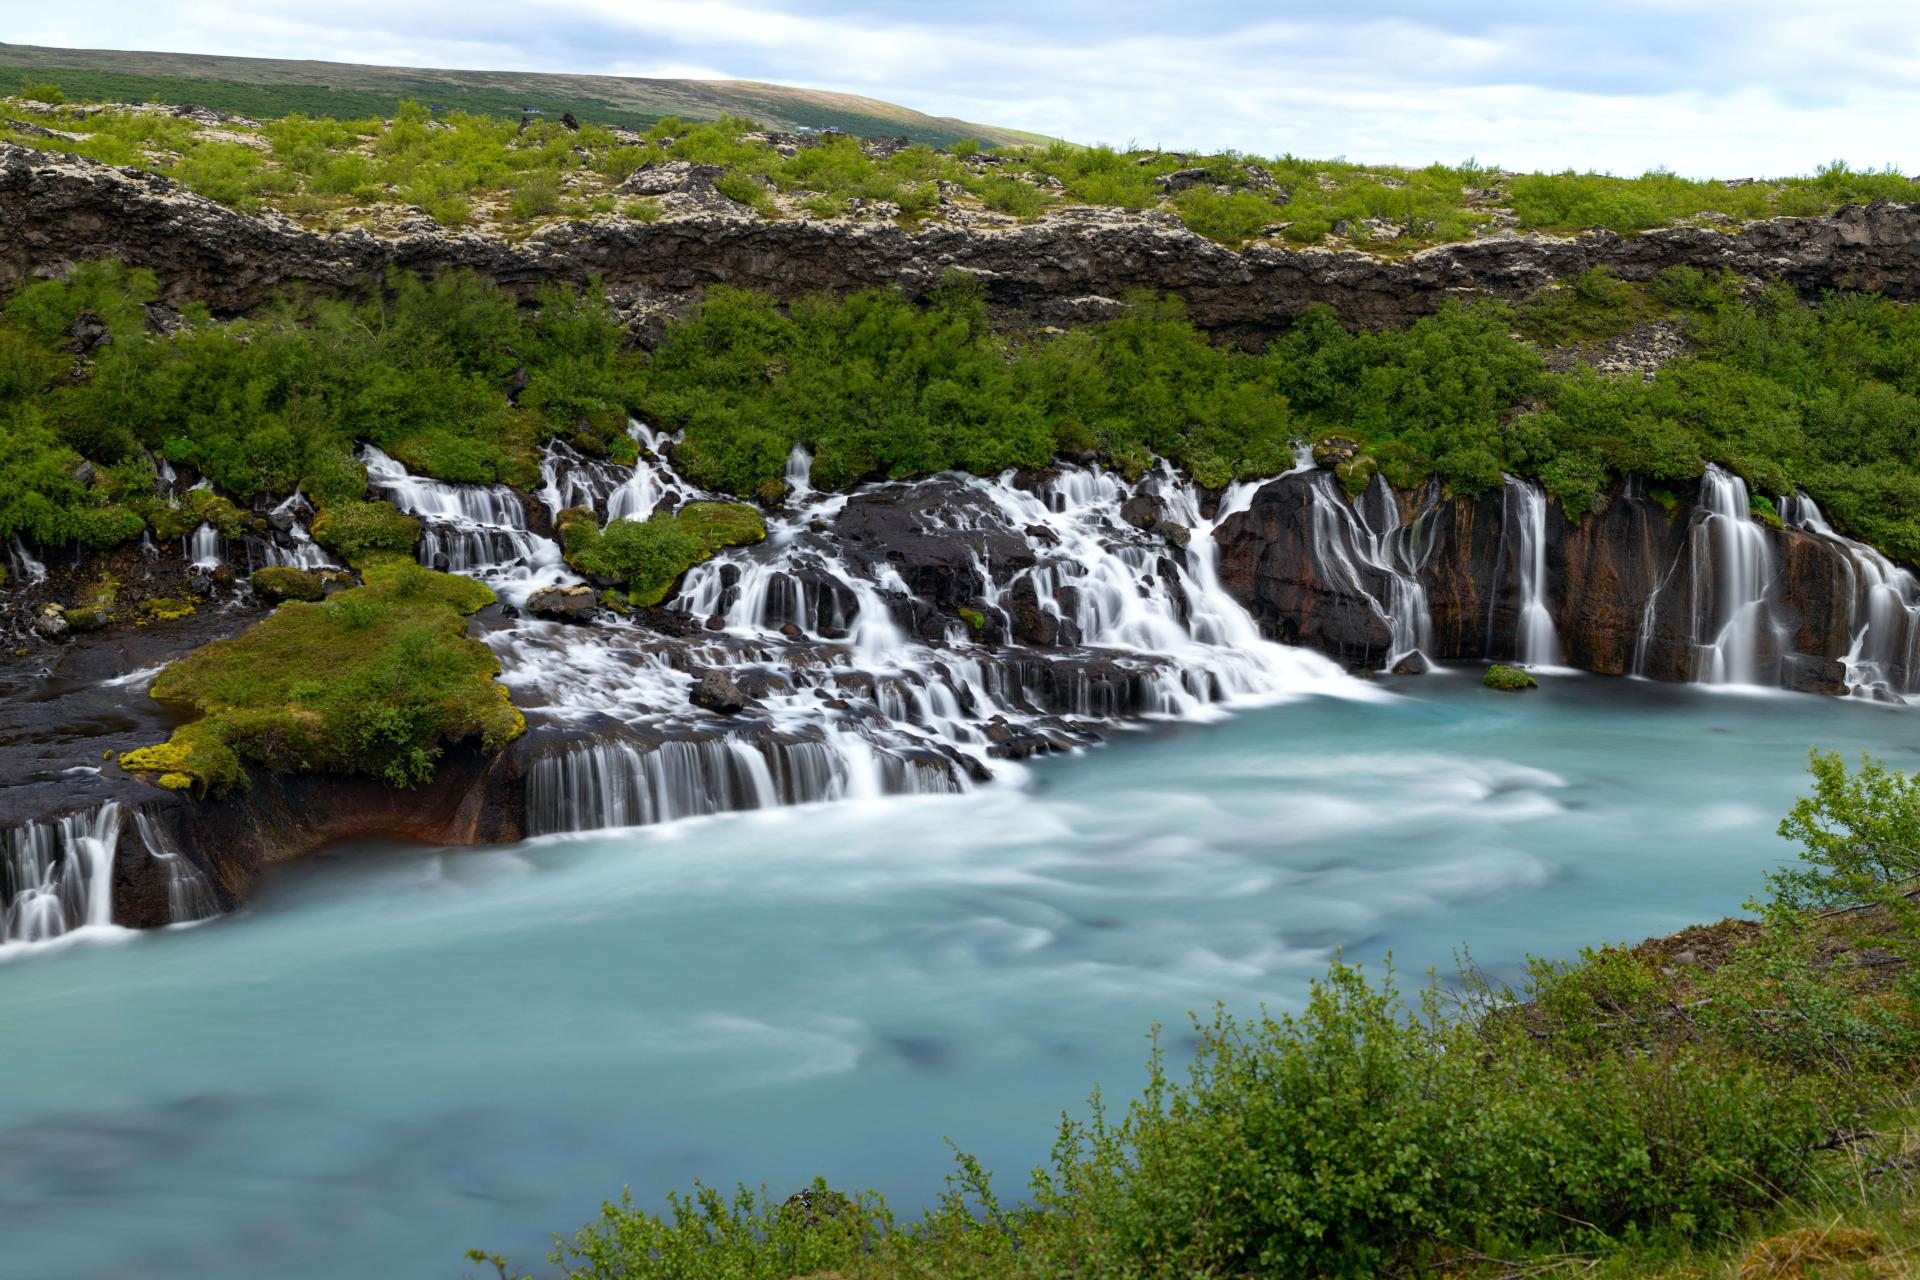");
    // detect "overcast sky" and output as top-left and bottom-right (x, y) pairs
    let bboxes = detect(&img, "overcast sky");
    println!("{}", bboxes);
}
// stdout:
(16, 1), (1920, 176)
